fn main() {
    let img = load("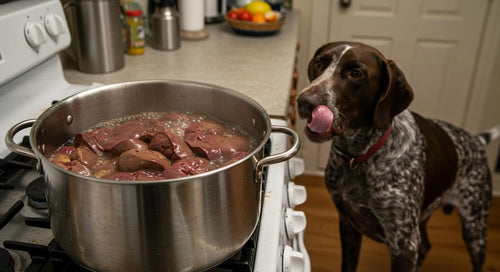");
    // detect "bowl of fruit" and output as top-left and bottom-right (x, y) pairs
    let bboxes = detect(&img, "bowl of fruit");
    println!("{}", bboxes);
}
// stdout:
(225, 1), (285, 36)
